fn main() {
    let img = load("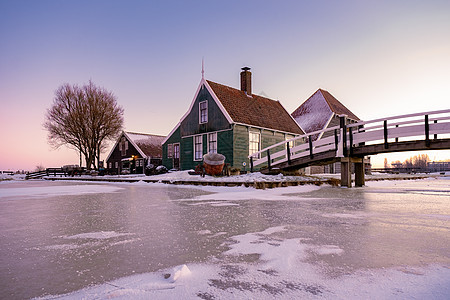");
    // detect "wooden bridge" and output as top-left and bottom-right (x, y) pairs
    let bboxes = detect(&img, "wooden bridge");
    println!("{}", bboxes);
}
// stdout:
(249, 109), (450, 187)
